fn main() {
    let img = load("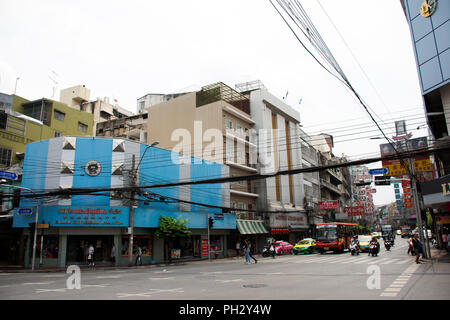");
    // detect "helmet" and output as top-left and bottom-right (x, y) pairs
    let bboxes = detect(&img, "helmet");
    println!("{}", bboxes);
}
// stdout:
(353, 235), (358, 239)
